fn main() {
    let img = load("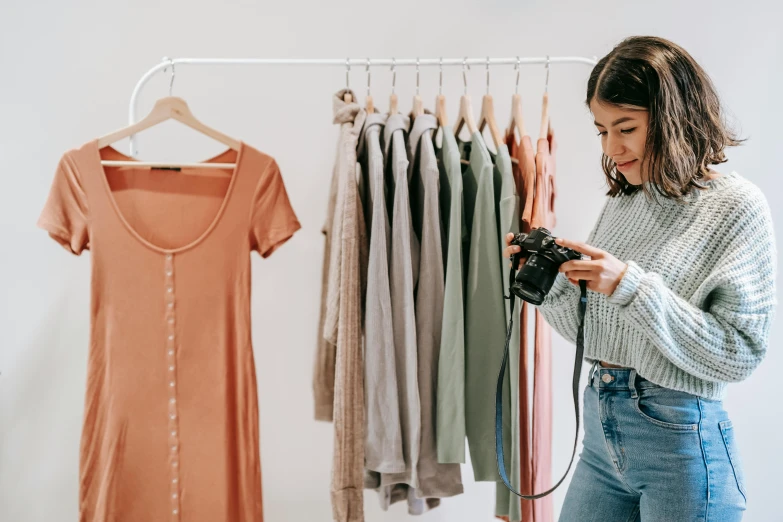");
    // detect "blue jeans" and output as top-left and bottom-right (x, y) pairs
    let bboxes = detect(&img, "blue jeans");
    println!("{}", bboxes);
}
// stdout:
(559, 361), (747, 522)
